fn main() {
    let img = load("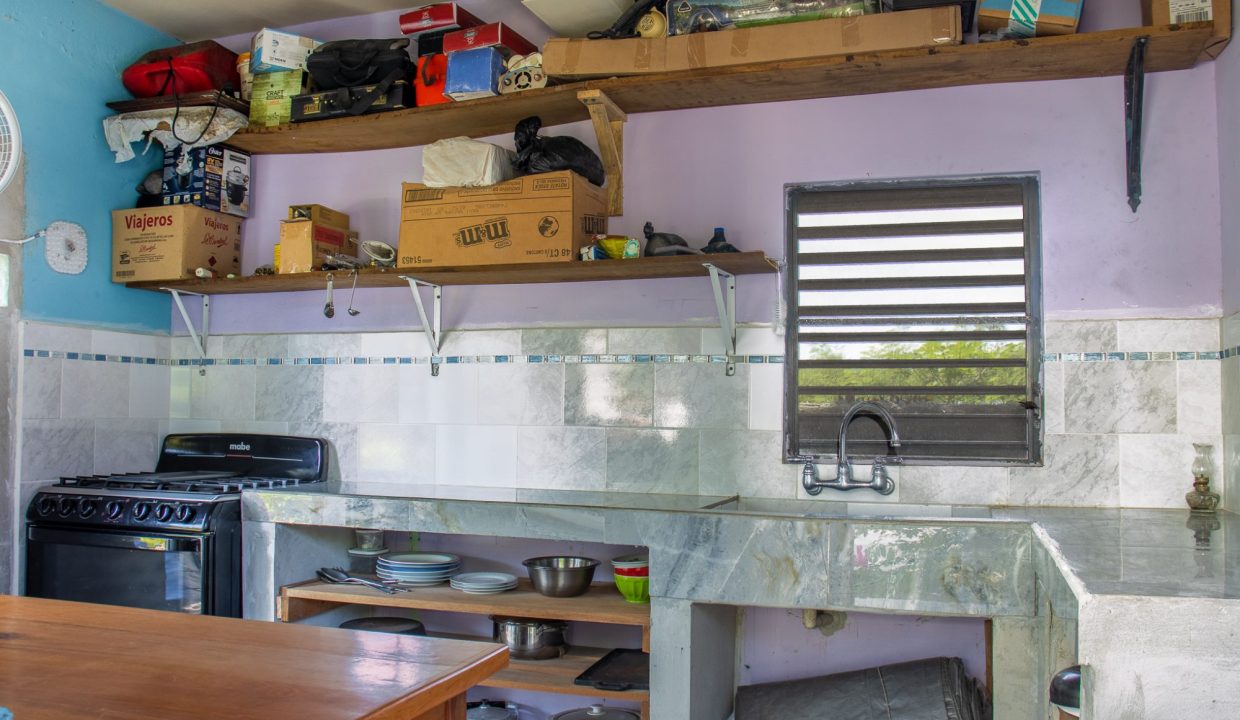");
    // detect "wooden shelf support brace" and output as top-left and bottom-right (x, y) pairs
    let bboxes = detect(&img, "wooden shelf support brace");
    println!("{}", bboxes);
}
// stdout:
(704, 263), (738, 377)
(578, 89), (626, 217)
(400, 276), (444, 377)
(162, 288), (210, 375)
